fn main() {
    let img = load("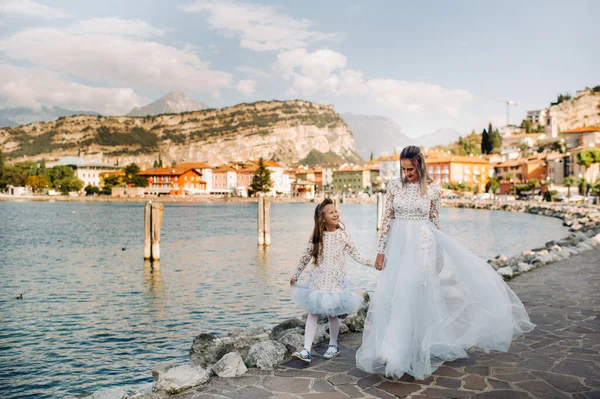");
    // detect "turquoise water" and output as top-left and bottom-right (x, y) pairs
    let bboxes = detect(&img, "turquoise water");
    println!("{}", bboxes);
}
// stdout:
(0, 202), (567, 398)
